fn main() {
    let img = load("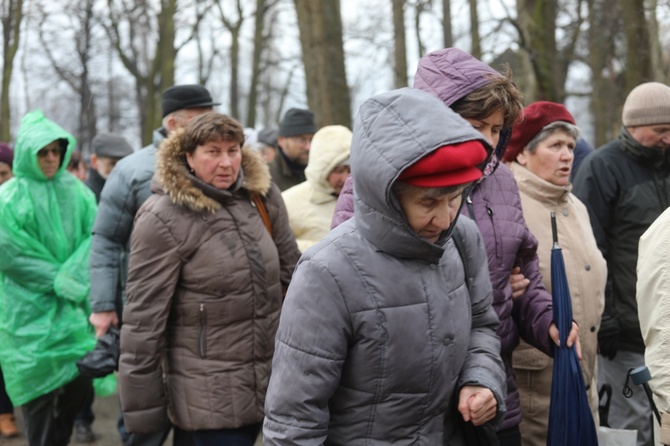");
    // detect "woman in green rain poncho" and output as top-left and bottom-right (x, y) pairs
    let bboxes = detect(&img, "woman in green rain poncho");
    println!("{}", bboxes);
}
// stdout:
(0, 110), (98, 446)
